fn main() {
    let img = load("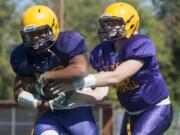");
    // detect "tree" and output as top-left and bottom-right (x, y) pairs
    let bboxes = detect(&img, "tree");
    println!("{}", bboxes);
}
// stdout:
(152, 0), (180, 104)
(0, 0), (21, 99)
(63, 0), (107, 50)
